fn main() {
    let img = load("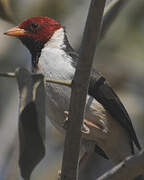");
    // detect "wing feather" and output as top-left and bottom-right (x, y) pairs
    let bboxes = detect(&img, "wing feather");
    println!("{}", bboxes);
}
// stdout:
(88, 71), (141, 153)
